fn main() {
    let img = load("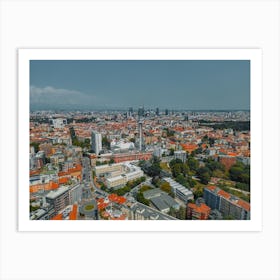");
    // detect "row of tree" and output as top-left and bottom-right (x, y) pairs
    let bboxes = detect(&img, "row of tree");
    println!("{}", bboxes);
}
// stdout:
(136, 185), (151, 205)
